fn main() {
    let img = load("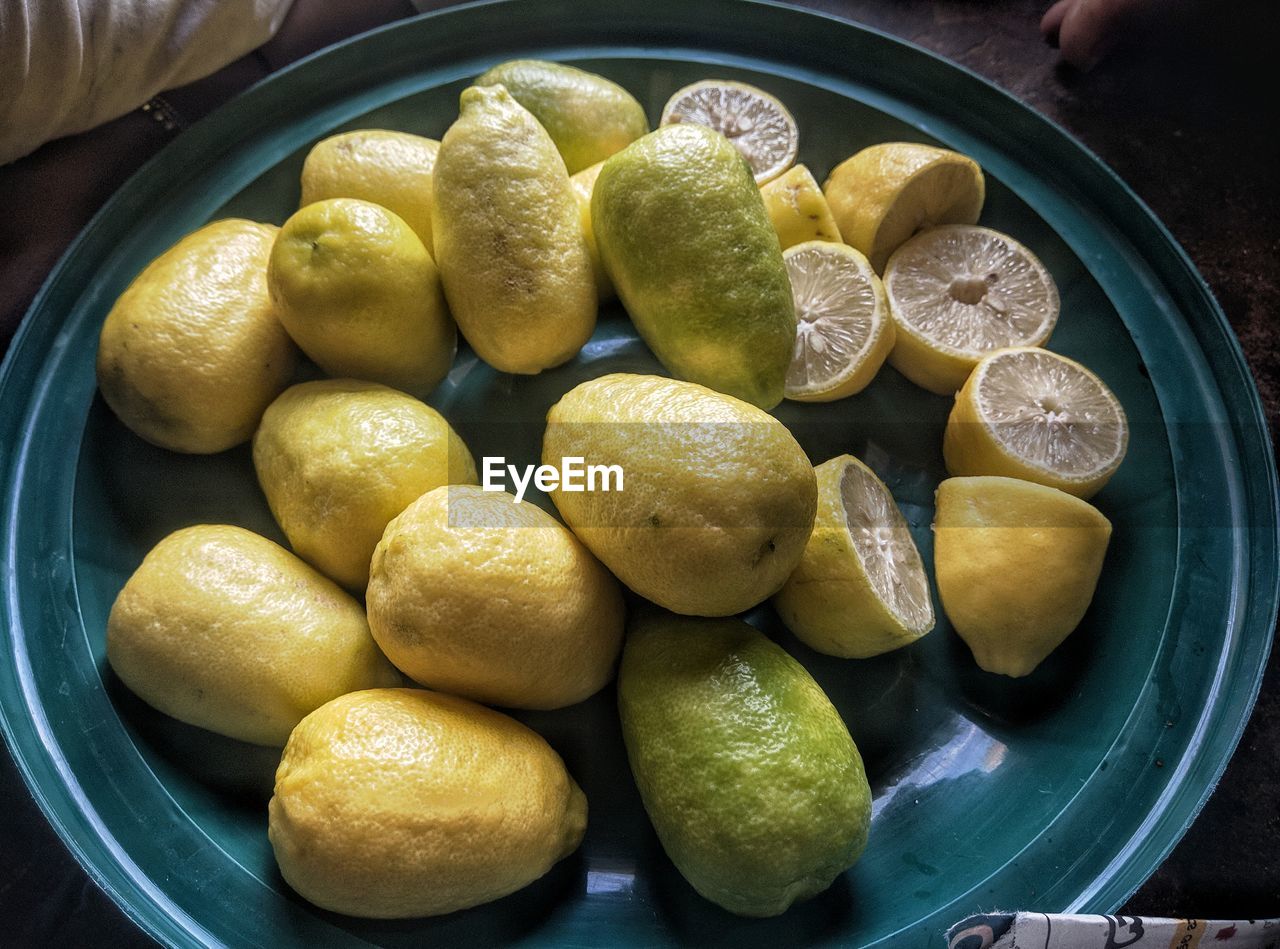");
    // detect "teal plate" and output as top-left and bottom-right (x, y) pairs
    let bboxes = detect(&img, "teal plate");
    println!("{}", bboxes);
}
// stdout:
(1, 1), (1277, 946)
